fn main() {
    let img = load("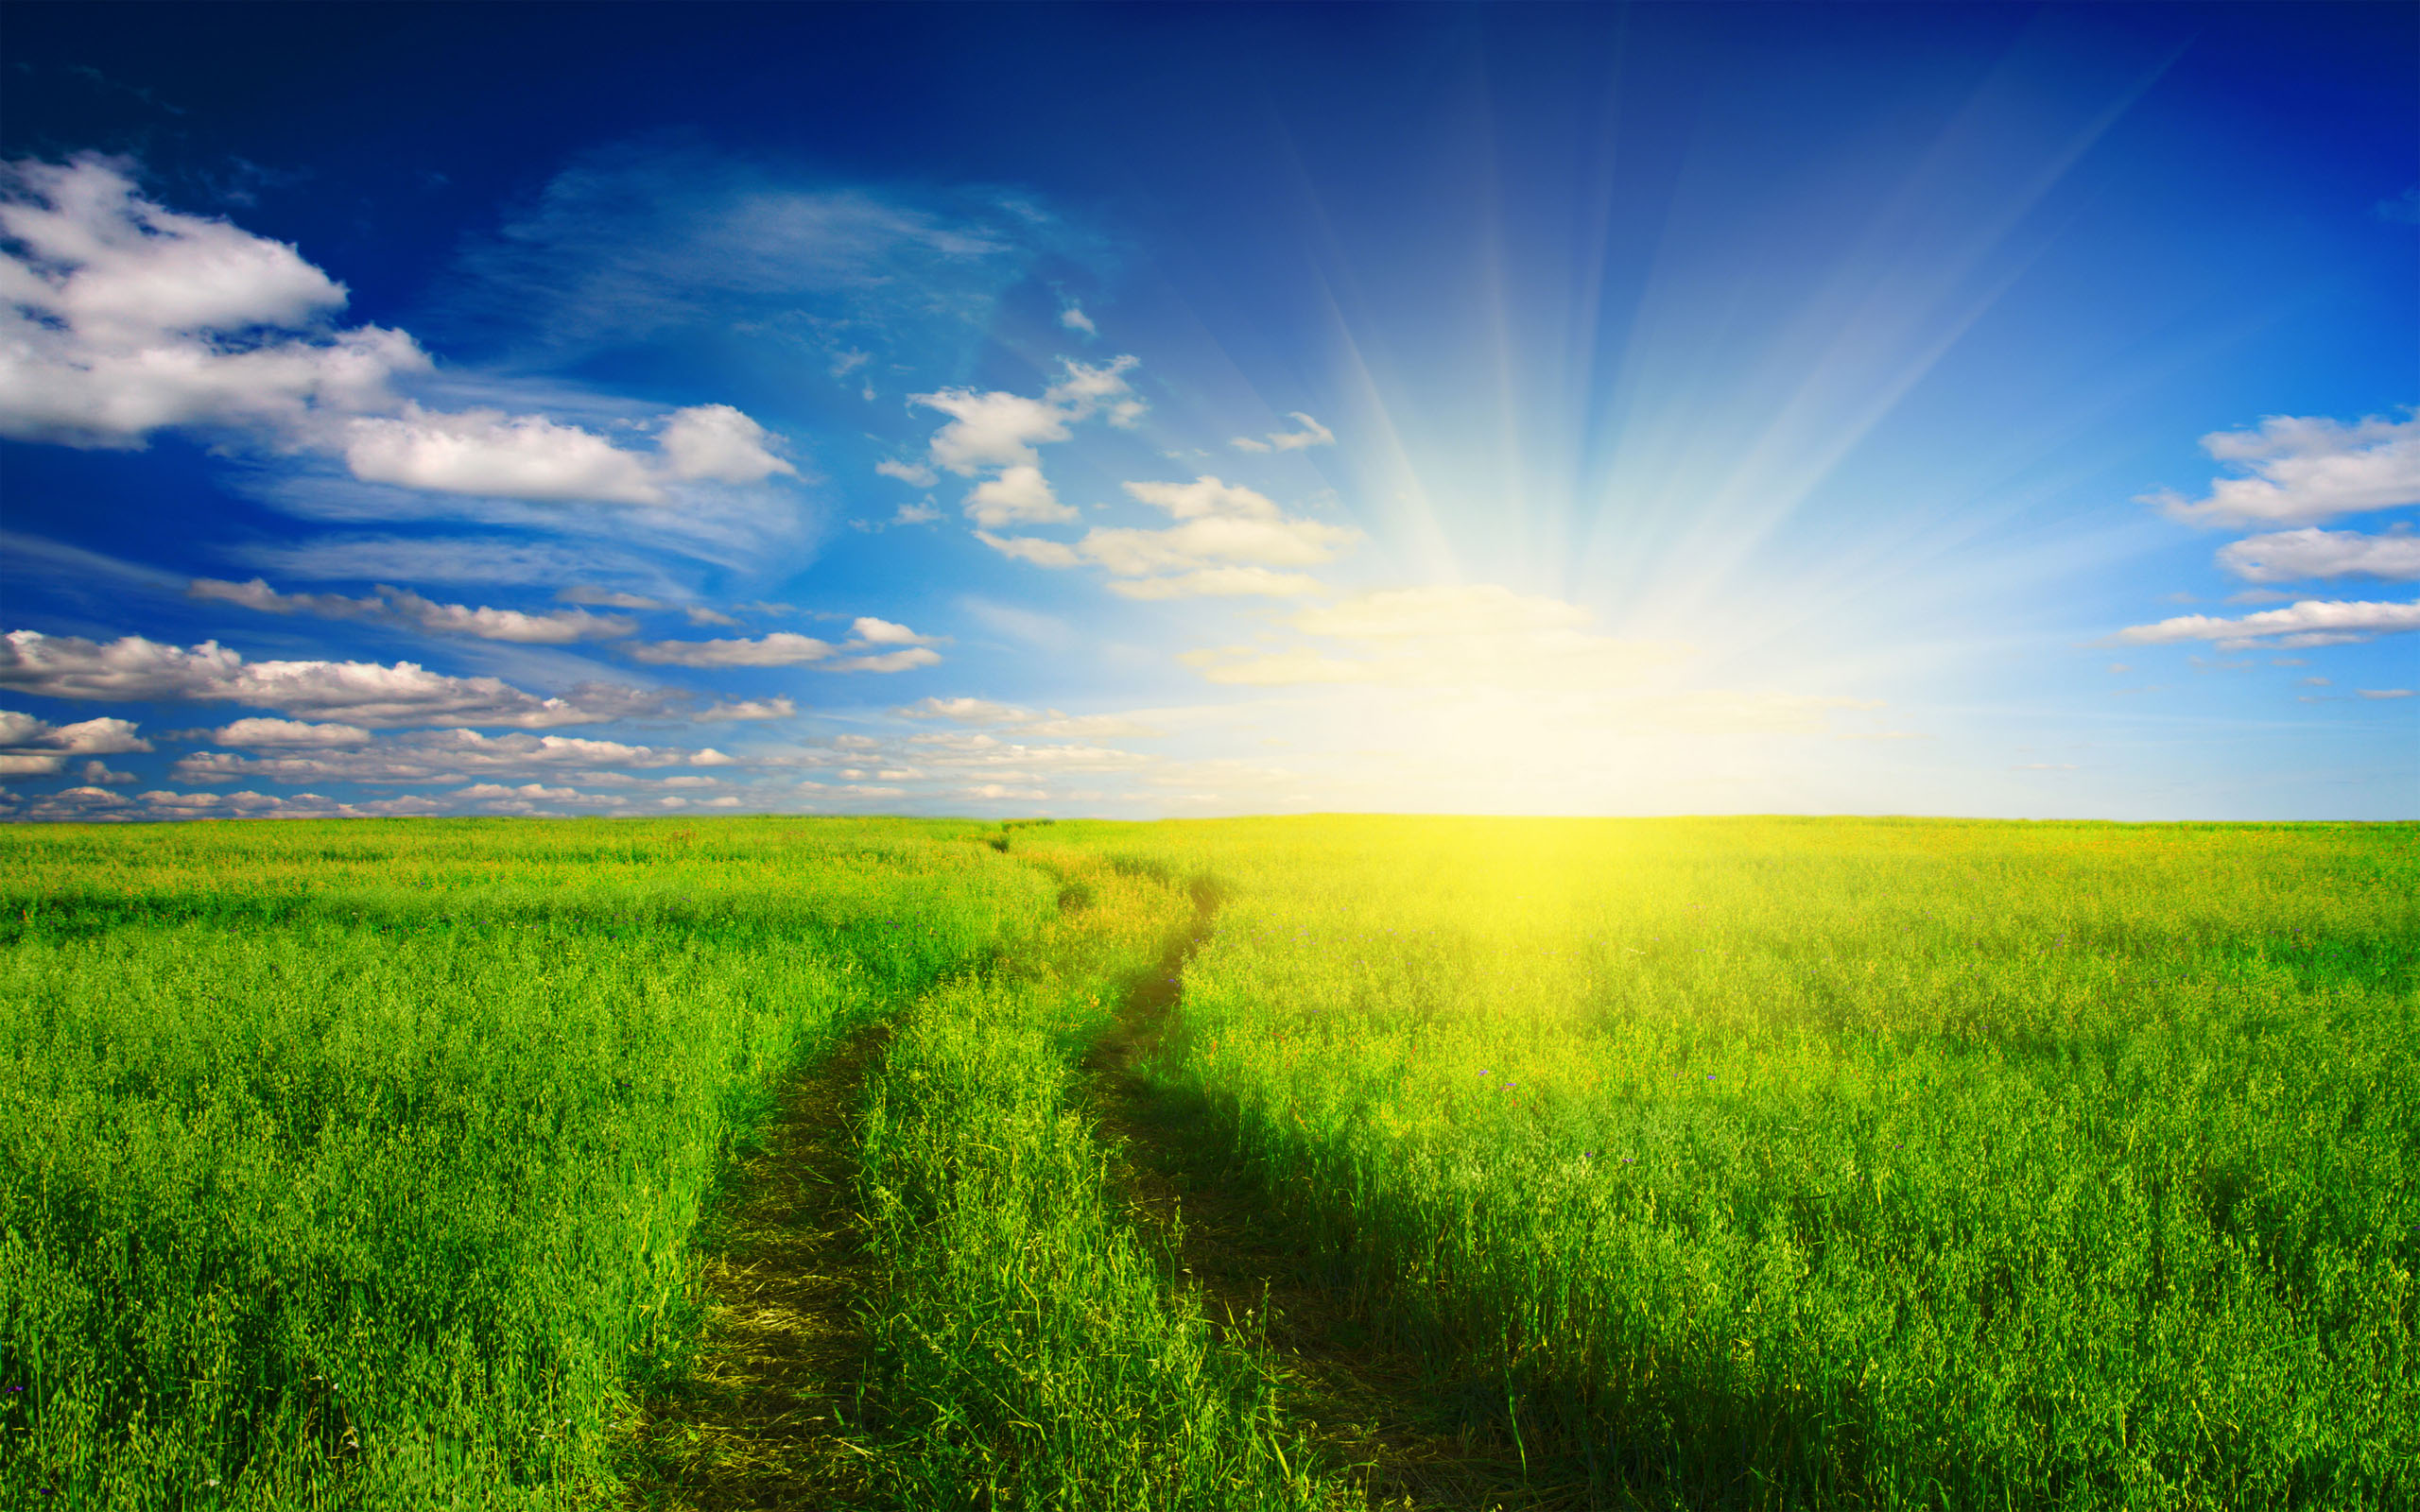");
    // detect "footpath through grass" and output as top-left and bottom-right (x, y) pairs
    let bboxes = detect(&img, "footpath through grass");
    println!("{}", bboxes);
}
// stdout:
(0, 817), (1053, 1510)
(5, 814), (2412, 1511)
(1065, 816), (2419, 1510)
